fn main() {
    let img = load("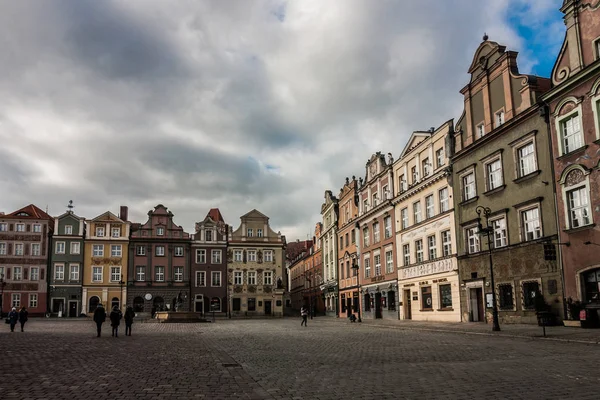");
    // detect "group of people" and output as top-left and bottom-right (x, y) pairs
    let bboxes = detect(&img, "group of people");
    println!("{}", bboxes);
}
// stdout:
(93, 304), (136, 337)
(6, 306), (28, 332)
